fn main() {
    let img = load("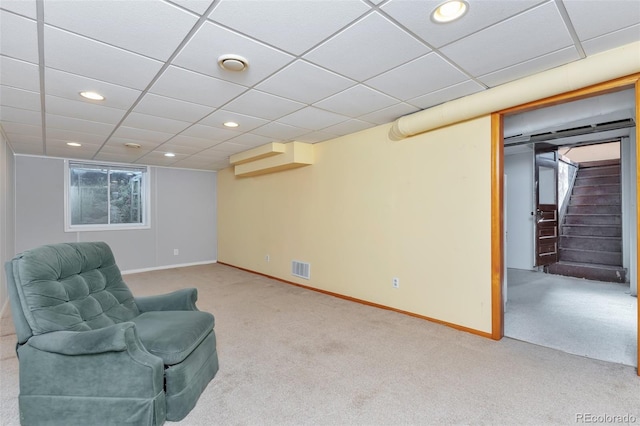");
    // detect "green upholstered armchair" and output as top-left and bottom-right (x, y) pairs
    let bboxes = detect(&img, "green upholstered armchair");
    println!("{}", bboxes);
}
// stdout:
(4, 242), (219, 425)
